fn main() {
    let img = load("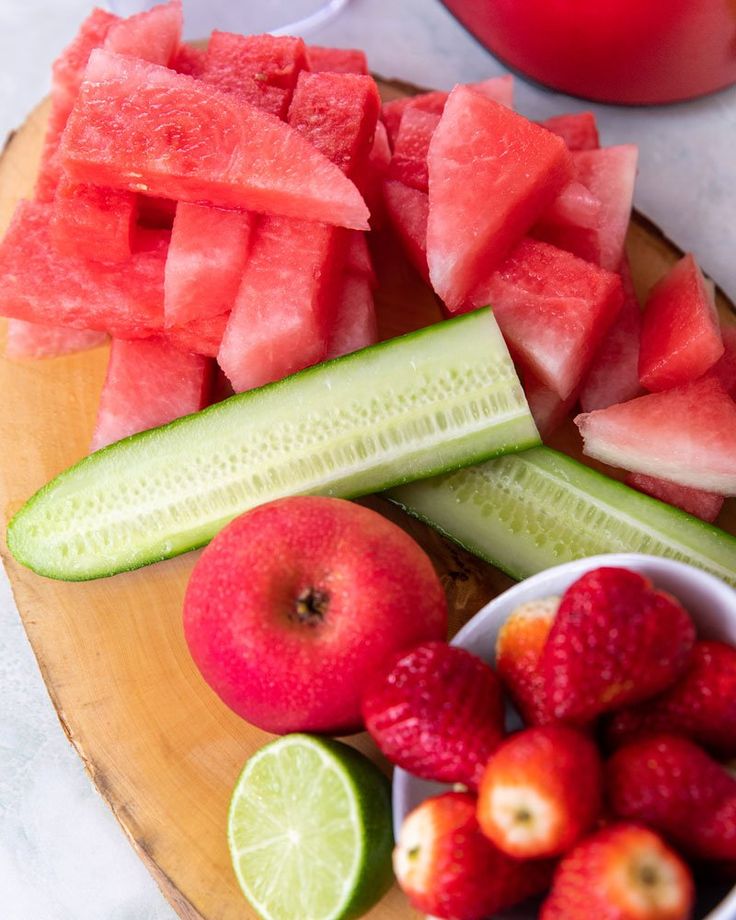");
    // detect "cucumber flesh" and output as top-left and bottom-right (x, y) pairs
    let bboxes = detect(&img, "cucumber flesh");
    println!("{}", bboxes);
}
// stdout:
(388, 446), (736, 588)
(8, 308), (539, 580)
